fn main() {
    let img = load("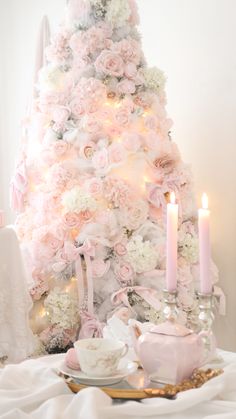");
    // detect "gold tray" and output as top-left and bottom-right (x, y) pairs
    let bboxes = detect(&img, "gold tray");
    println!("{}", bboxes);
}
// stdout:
(59, 368), (223, 400)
